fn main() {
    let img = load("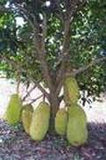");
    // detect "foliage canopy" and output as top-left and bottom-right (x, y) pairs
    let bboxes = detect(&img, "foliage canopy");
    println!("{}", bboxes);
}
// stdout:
(0, 0), (106, 106)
